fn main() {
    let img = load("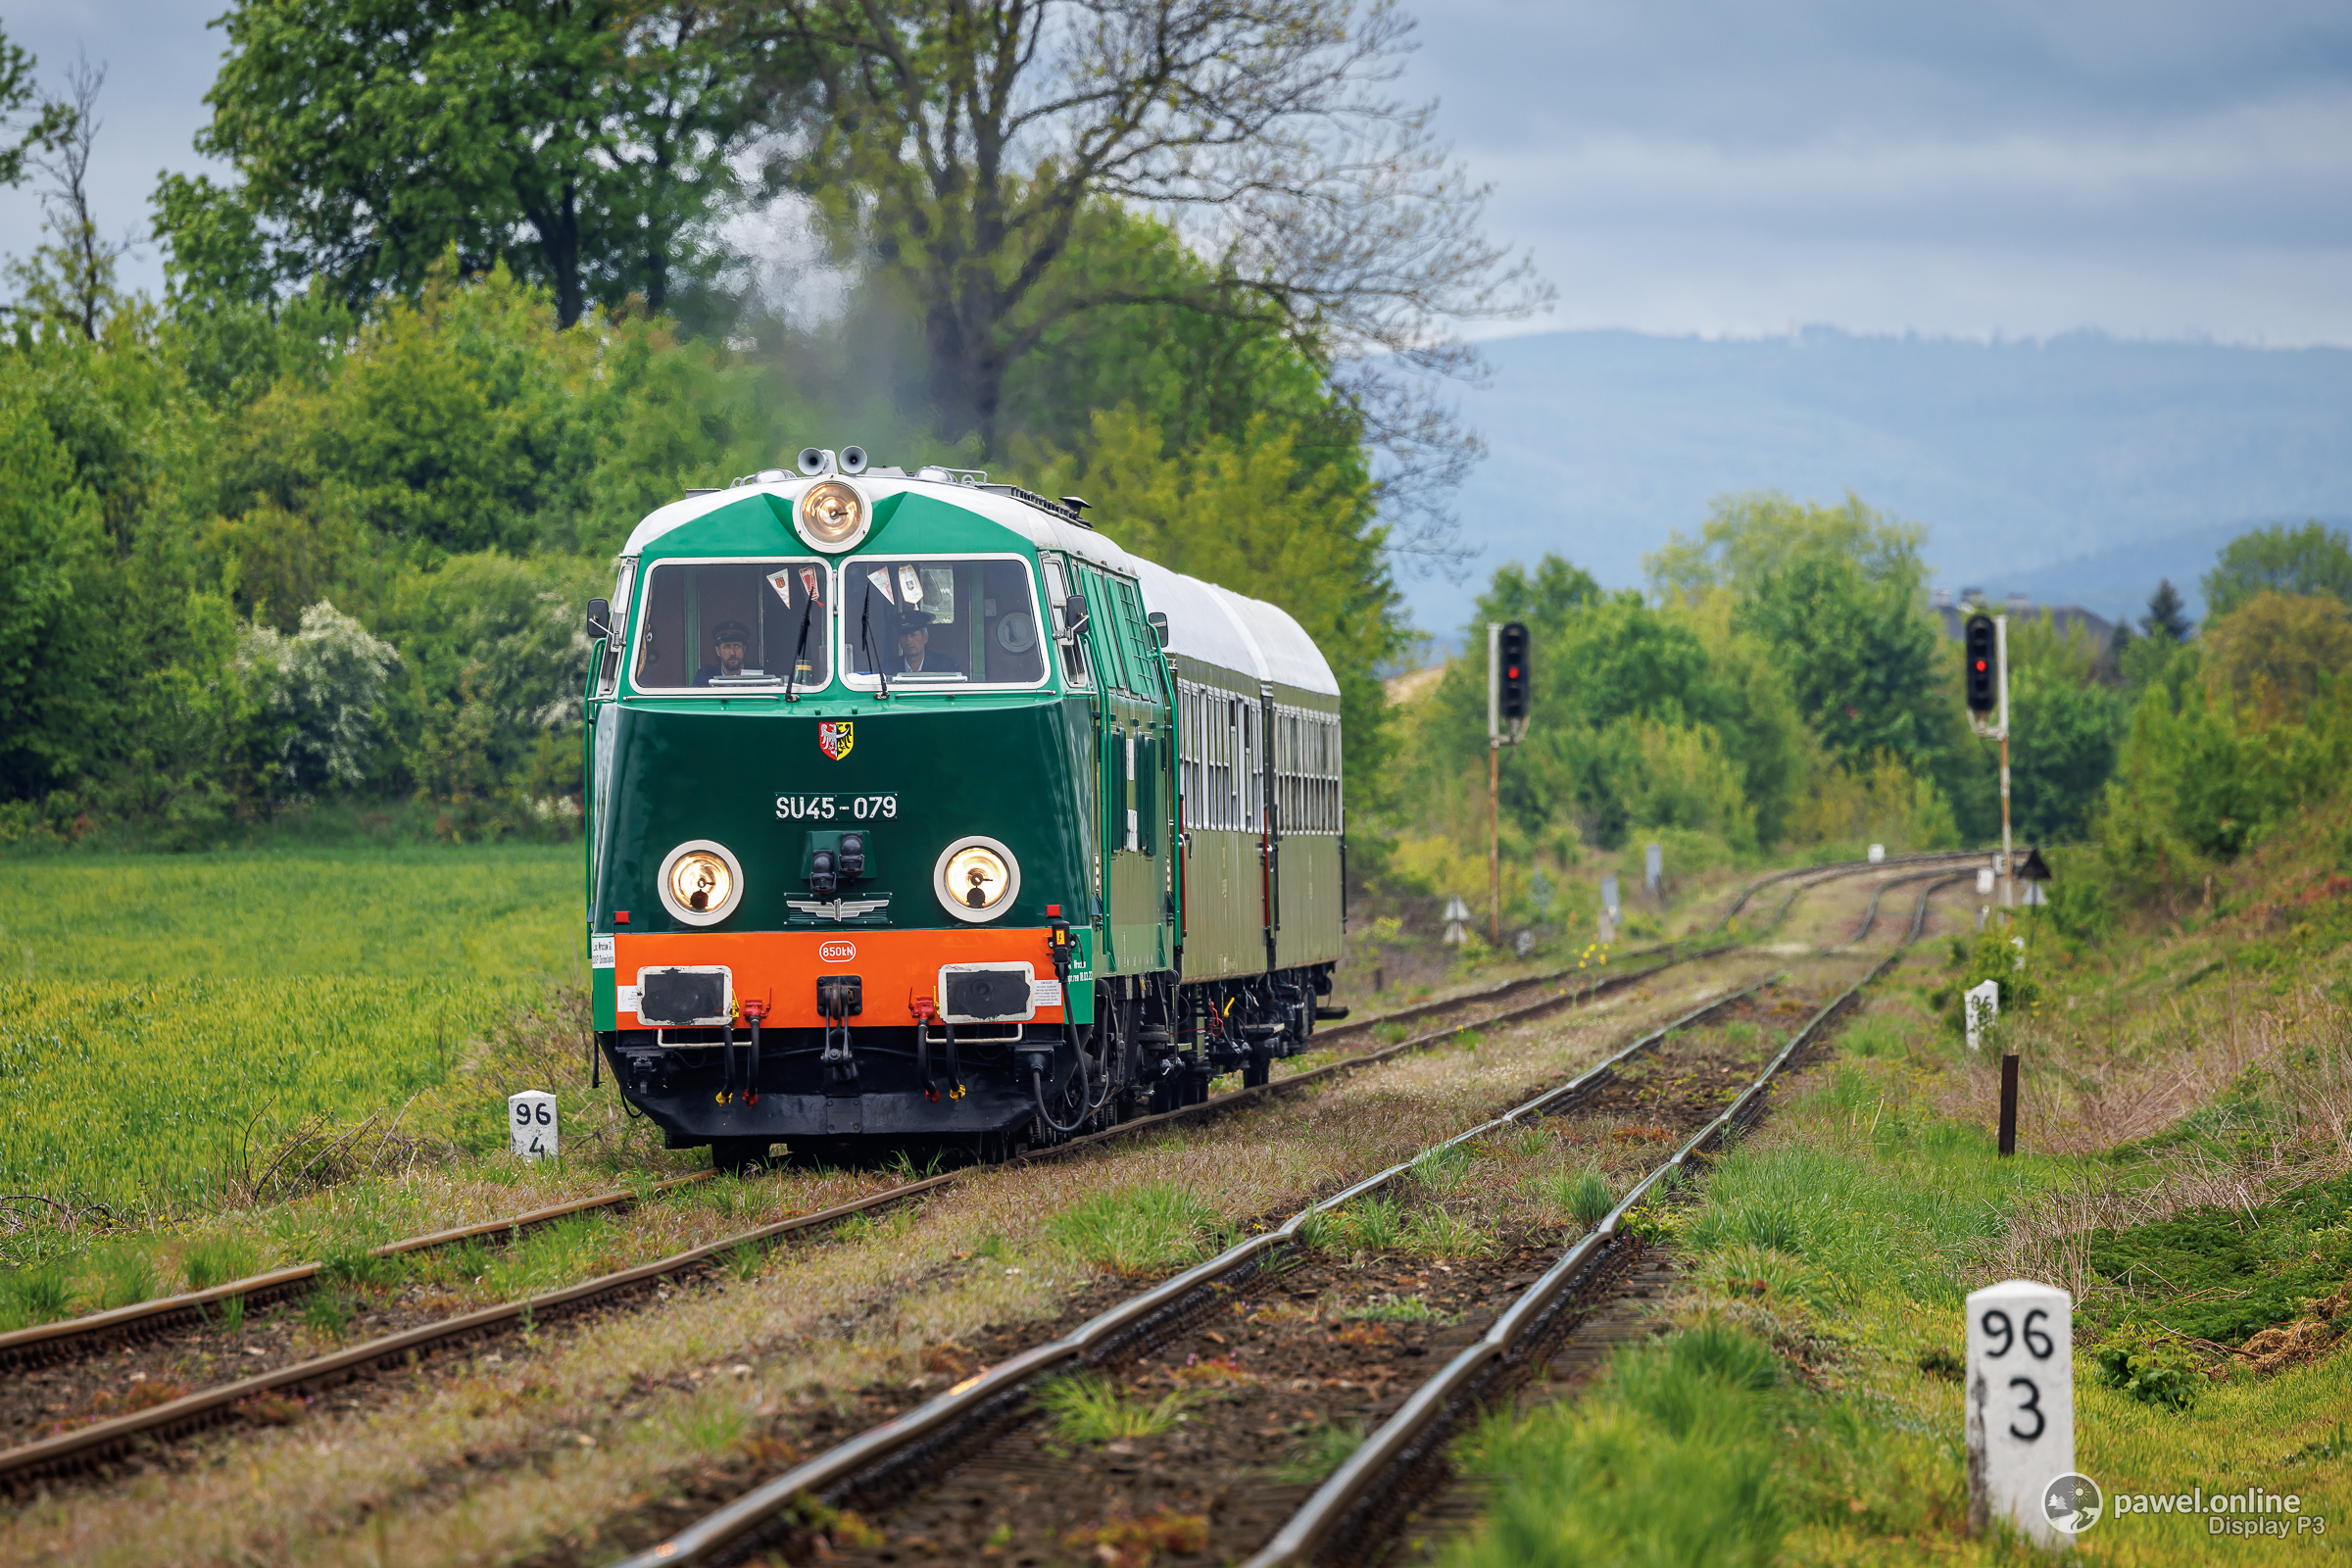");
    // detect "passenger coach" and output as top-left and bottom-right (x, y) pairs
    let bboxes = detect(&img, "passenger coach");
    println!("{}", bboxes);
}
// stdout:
(583, 450), (1346, 1166)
